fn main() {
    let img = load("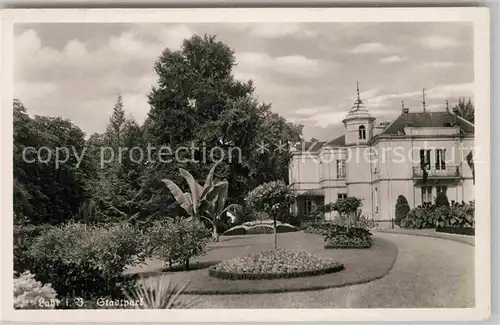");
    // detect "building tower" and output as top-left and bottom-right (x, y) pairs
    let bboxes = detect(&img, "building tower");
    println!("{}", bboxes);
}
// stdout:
(342, 82), (376, 218)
